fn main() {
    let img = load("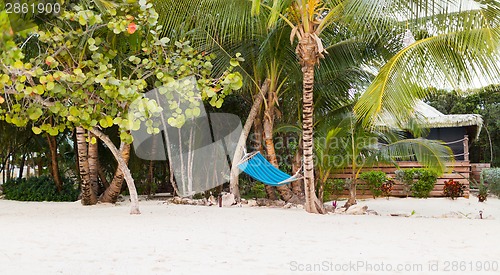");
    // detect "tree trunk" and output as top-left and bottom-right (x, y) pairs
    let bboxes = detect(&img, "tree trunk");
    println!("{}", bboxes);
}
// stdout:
(163, 132), (179, 196)
(18, 153), (26, 180)
(291, 138), (304, 198)
(76, 126), (97, 205)
(37, 157), (42, 177)
(298, 34), (326, 214)
(229, 79), (270, 201)
(72, 130), (81, 181)
(257, 115), (277, 200)
(46, 134), (63, 191)
(88, 132), (100, 195)
(345, 177), (357, 208)
(147, 160), (154, 196)
(99, 142), (131, 203)
(90, 128), (140, 214)
(98, 165), (109, 189)
(263, 85), (301, 204)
